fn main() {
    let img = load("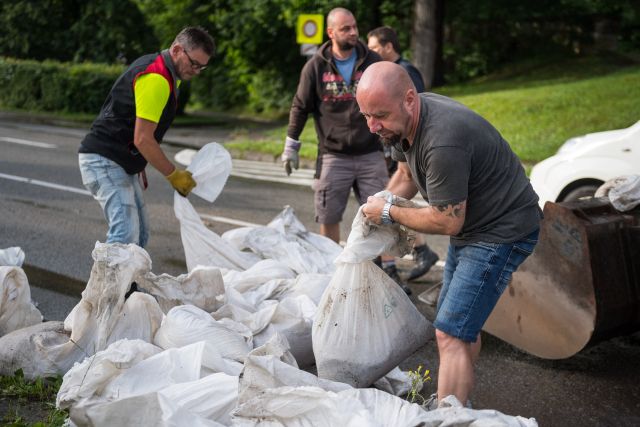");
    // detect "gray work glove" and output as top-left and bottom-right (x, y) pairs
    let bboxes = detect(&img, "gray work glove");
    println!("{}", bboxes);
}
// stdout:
(281, 136), (301, 176)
